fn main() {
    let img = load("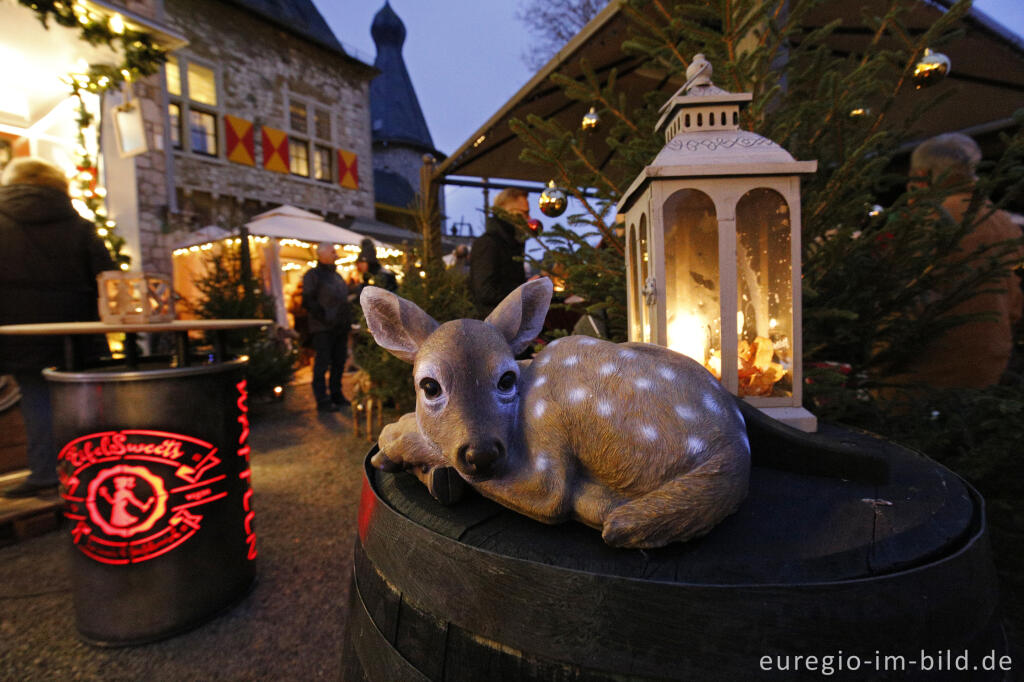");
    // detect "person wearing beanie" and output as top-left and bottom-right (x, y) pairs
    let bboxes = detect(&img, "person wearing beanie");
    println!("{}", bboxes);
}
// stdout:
(354, 238), (397, 293)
